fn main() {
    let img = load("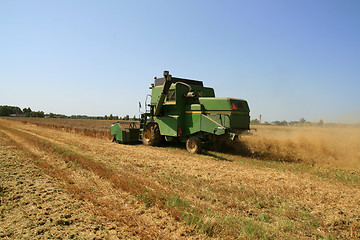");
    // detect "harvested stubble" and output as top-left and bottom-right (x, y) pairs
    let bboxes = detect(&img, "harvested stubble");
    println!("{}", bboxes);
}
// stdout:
(8, 117), (139, 140)
(1, 118), (360, 239)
